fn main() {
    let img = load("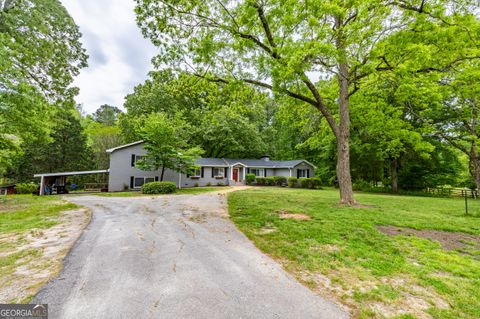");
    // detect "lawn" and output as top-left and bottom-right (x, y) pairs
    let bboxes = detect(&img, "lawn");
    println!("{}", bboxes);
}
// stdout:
(93, 186), (231, 197)
(0, 195), (85, 303)
(228, 188), (480, 319)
